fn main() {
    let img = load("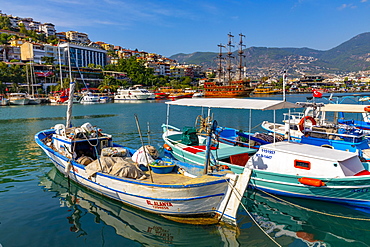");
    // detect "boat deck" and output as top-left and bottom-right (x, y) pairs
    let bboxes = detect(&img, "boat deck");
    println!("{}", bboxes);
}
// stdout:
(142, 170), (232, 185)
